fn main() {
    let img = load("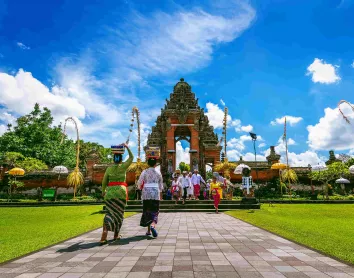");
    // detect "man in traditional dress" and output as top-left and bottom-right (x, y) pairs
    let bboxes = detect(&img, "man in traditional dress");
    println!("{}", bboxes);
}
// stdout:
(180, 171), (191, 205)
(191, 169), (206, 200)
